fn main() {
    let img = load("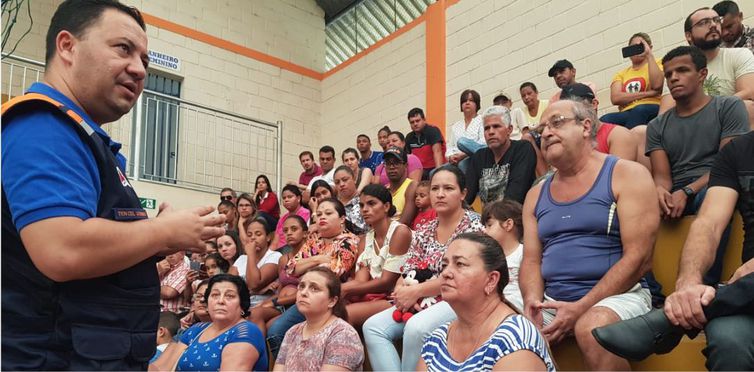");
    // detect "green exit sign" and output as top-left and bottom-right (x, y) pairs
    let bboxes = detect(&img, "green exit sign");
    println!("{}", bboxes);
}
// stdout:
(139, 197), (157, 210)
